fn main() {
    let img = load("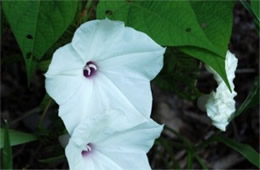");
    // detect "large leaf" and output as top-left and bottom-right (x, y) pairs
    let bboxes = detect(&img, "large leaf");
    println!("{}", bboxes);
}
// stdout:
(97, 1), (221, 55)
(0, 129), (37, 149)
(214, 135), (260, 168)
(2, 1), (78, 83)
(189, 1), (234, 54)
(97, 0), (234, 89)
(180, 47), (230, 90)
(1, 122), (13, 170)
(181, 1), (234, 89)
